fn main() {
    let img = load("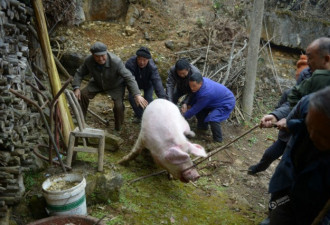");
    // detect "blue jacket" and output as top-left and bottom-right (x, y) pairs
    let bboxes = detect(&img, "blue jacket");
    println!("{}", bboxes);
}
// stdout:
(183, 78), (235, 122)
(125, 56), (166, 98)
(269, 96), (330, 225)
